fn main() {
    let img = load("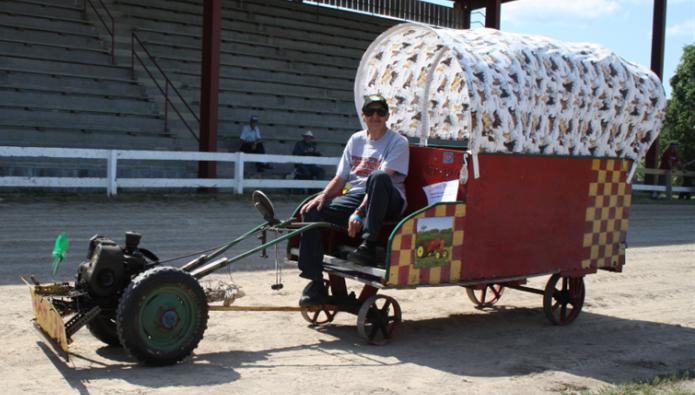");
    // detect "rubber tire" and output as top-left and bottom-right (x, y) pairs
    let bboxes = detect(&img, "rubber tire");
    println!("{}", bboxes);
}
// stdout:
(87, 310), (121, 347)
(116, 266), (208, 366)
